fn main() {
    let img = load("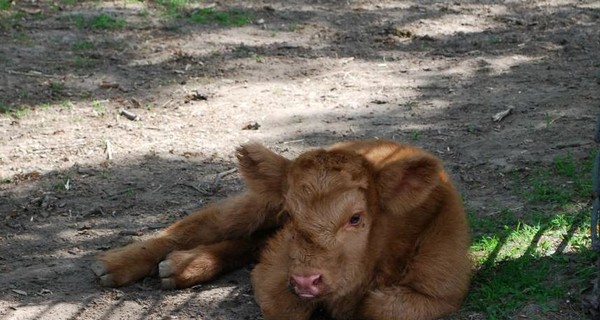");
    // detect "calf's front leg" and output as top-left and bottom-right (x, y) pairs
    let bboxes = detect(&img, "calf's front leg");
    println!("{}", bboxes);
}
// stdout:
(92, 193), (282, 287)
(159, 230), (273, 289)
